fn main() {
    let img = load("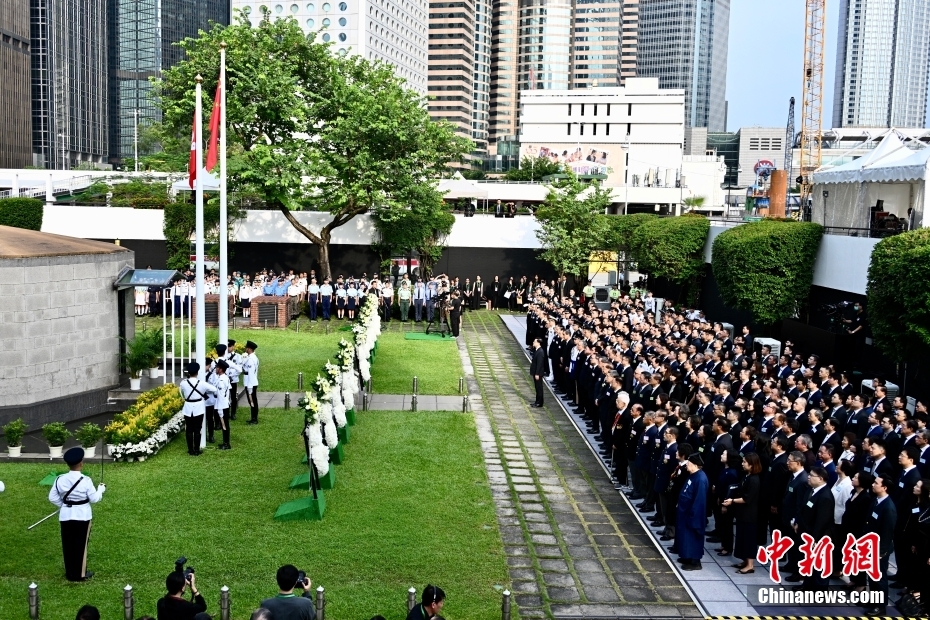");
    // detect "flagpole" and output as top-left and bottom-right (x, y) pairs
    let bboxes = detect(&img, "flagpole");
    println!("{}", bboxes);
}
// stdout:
(218, 42), (229, 348)
(195, 75), (207, 450)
